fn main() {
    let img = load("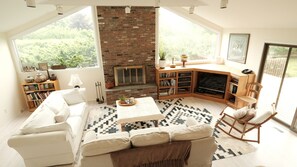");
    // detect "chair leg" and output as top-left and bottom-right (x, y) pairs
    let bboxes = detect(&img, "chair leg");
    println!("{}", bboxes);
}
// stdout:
(257, 126), (260, 144)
